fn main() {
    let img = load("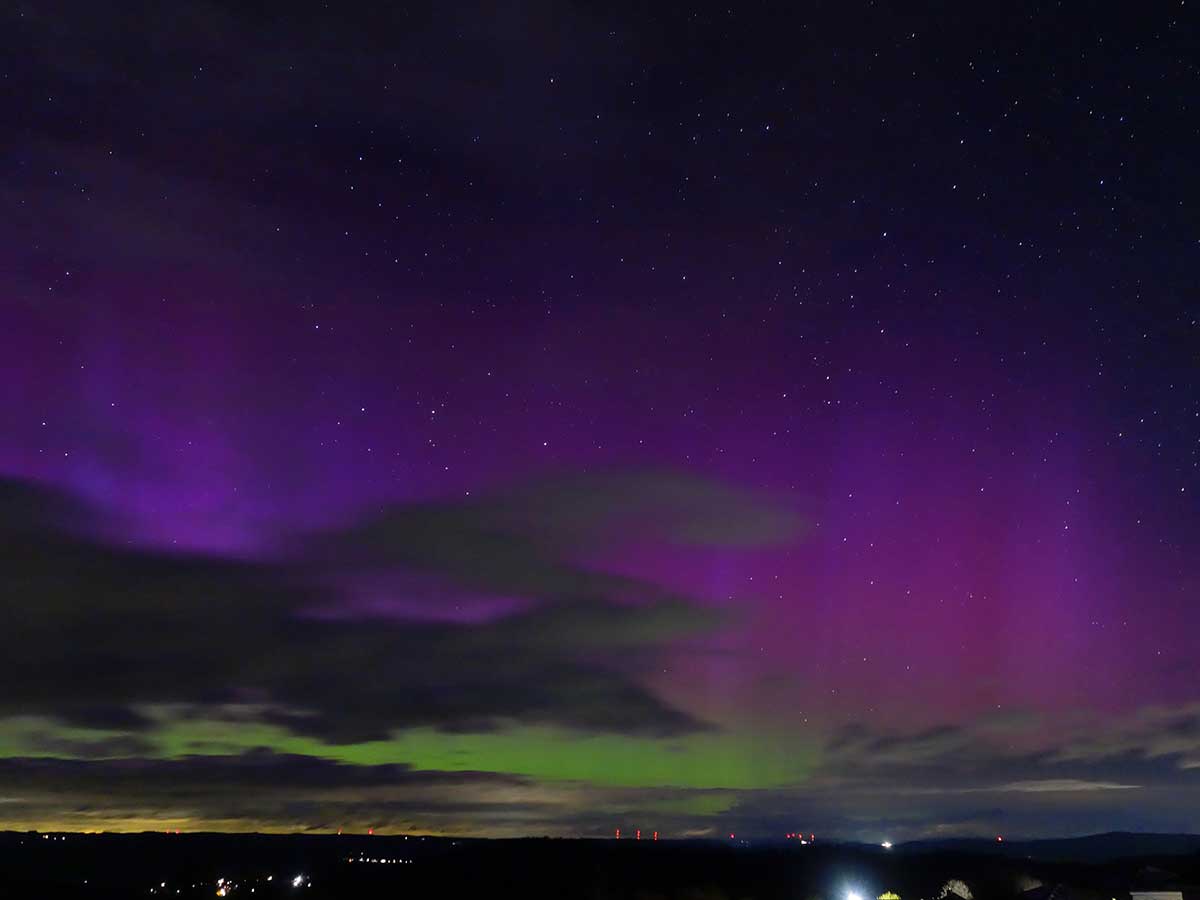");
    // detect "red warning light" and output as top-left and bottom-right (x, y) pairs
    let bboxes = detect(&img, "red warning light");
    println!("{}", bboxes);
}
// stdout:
(729, 833), (735, 840)
(997, 835), (1004, 842)
(615, 828), (620, 840)
(653, 831), (658, 841)
(636, 829), (641, 841)
(368, 827), (374, 835)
